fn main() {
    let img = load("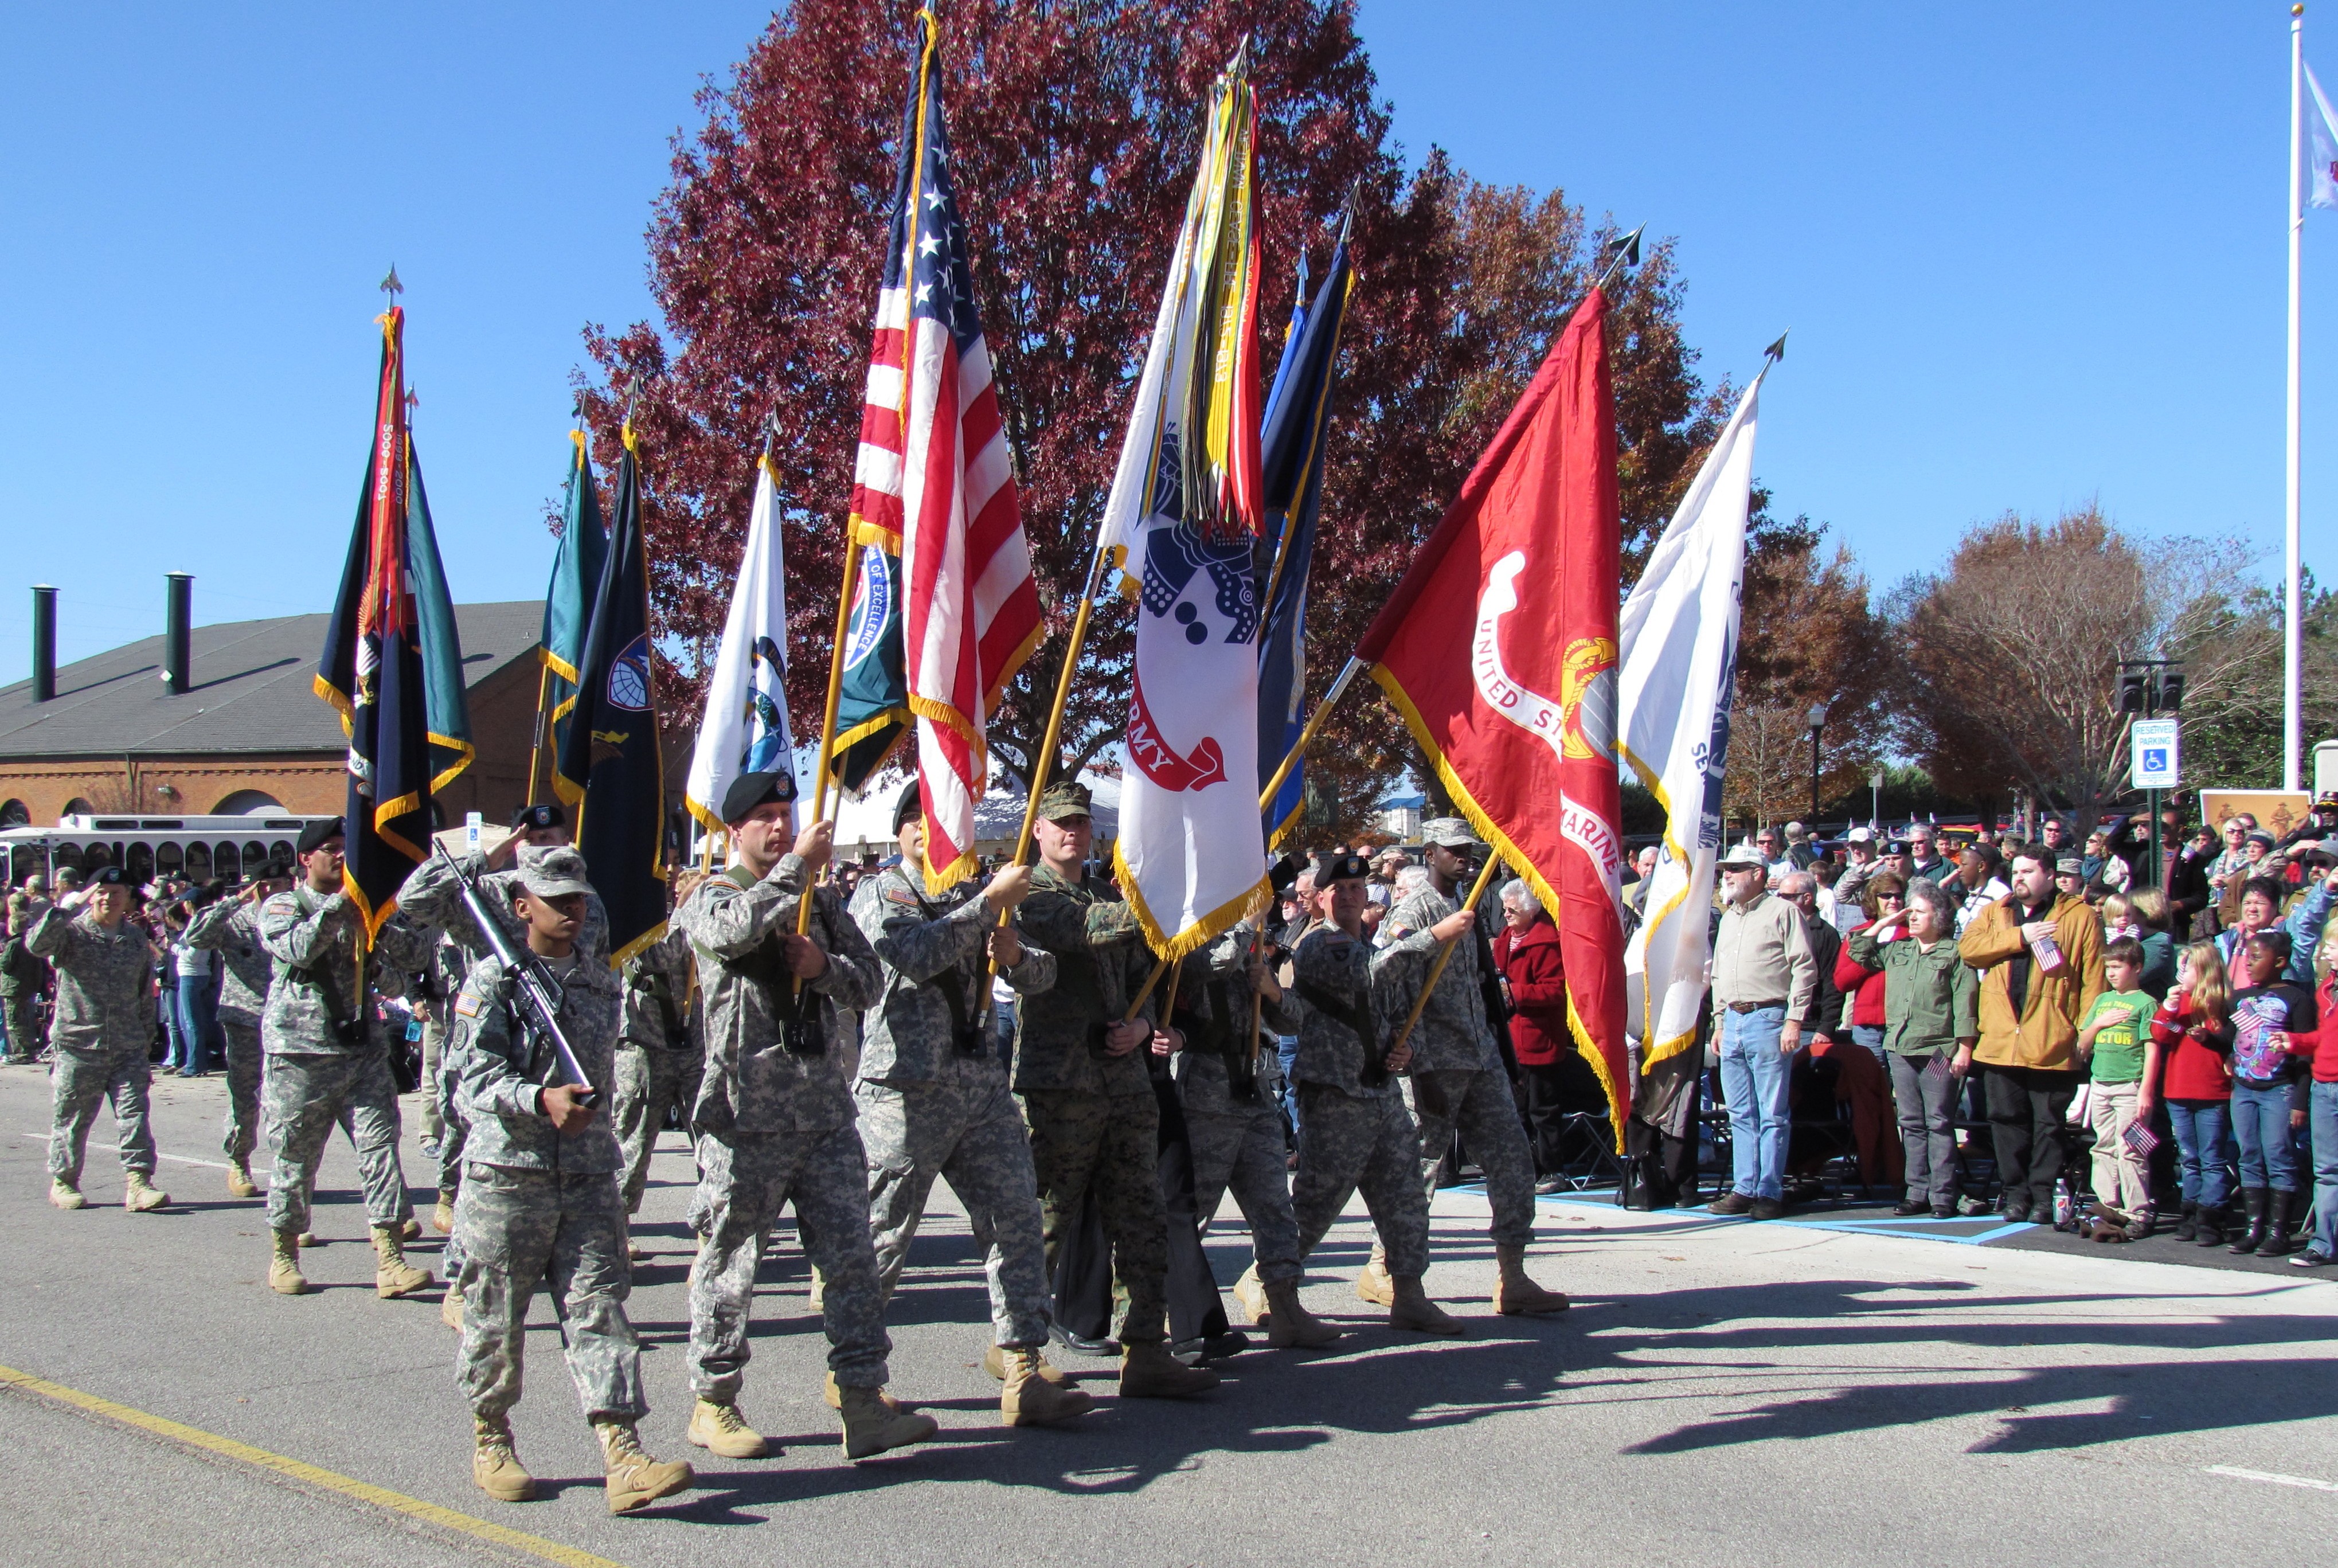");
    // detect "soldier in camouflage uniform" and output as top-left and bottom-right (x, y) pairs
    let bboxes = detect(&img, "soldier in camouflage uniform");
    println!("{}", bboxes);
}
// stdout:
(447, 846), (692, 1515)
(1374, 819), (1567, 1316)
(3, 893), (48, 1065)
(1169, 926), (1339, 1348)
(257, 818), (434, 1299)
(614, 890), (706, 1253)
(674, 769), (934, 1464)
(851, 781), (1092, 1427)
(1011, 781), (1218, 1398)
(183, 865), (294, 1198)
(25, 867), (170, 1212)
